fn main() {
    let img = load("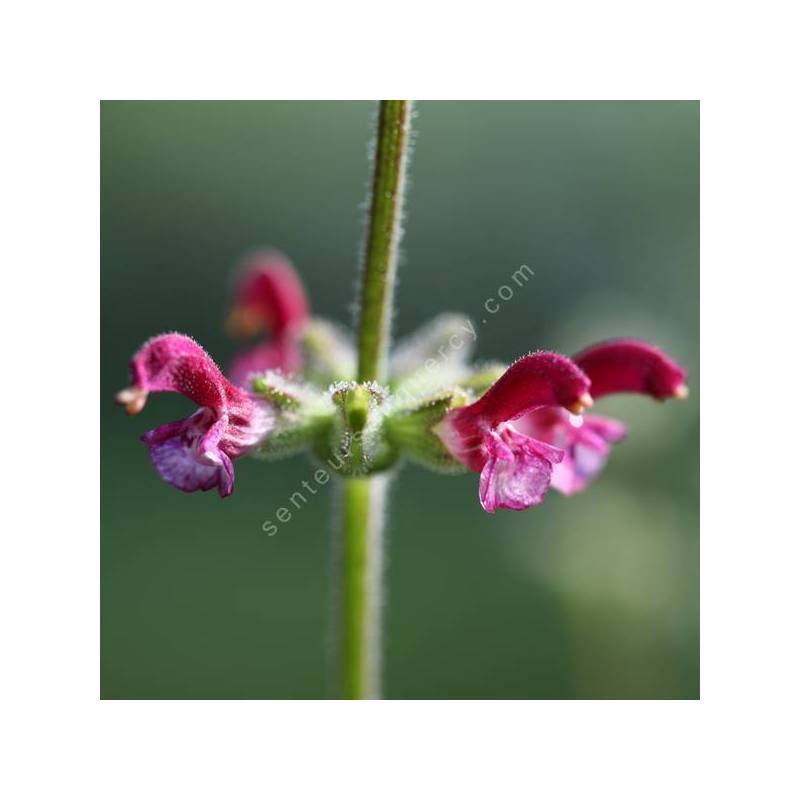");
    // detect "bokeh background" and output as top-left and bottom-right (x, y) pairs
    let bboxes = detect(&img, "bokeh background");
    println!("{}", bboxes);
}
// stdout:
(101, 101), (699, 699)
